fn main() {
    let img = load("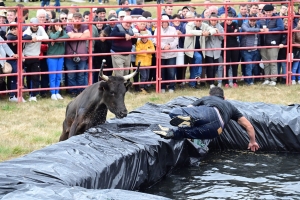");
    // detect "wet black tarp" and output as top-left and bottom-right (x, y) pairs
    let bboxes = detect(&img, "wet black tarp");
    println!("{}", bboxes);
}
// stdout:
(0, 96), (299, 199)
